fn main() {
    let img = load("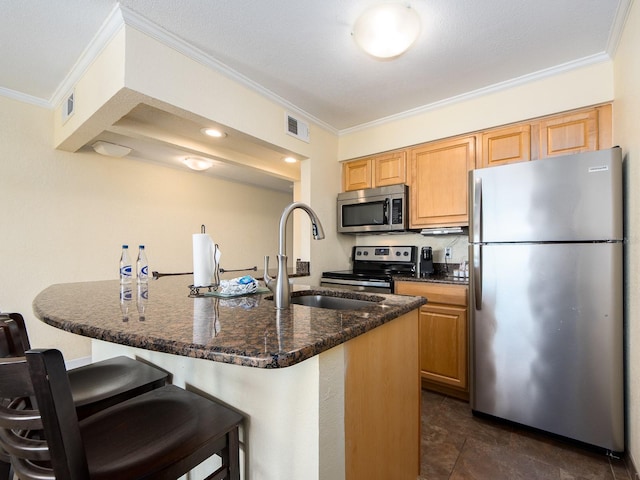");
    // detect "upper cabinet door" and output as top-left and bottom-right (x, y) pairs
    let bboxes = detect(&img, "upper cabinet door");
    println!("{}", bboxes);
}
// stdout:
(538, 109), (598, 158)
(373, 151), (406, 187)
(481, 125), (531, 168)
(343, 158), (372, 191)
(409, 136), (475, 228)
